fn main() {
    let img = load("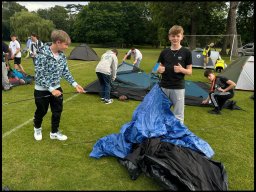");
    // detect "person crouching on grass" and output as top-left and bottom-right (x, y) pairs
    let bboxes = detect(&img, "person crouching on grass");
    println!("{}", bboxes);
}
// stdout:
(202, 69), (236, 114)
(33, 29), (85, 141)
